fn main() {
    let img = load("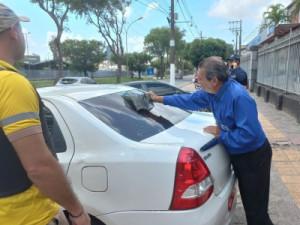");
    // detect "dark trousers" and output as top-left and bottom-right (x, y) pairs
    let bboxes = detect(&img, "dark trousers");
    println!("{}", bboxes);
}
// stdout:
(230, 139), (274, 225)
